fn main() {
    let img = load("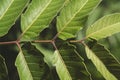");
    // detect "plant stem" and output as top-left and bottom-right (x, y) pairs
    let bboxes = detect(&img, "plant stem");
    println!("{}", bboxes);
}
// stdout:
(33, 40), (52, 43)
(70, 37), (87, 43)
(0, 41), (17, 45)
(51, 41), (58, 50)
